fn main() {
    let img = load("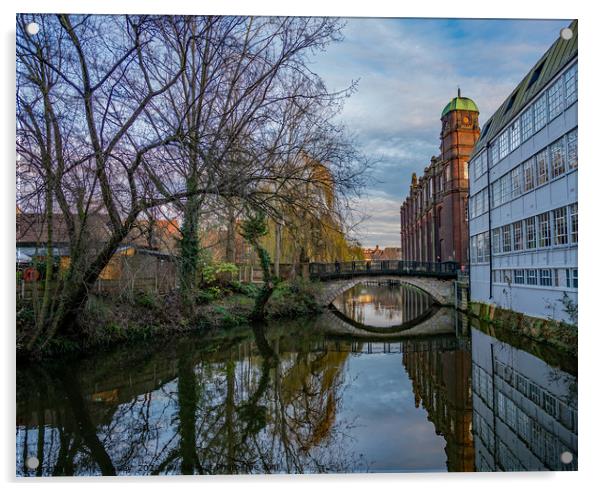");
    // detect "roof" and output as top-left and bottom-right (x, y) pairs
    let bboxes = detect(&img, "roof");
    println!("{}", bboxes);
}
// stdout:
(16, 212), (180, 253)
(441, 96), (479, 117)
(473, 19), (577, 156)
